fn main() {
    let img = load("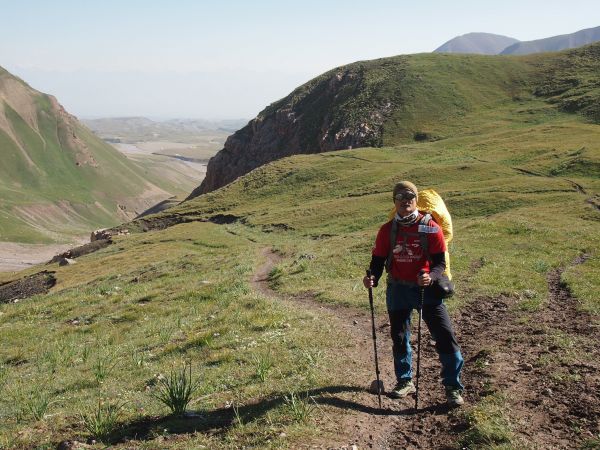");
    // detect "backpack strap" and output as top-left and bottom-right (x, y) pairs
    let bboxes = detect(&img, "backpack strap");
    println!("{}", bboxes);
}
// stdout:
(418, 213), (433, 262)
